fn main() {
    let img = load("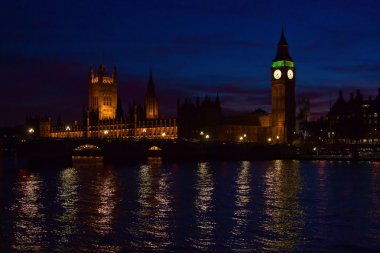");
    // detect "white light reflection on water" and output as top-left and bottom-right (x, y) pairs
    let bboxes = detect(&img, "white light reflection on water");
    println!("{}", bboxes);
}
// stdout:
(131, 157), (174, 251)
(96, 167), (117, 235)
(260, 160), (304, 251)
(189, 162), (216, 251)
(228, 161), (252, 251)
(317, 160), (328, 216)
(370, 162), (380, 240)
(370, 162), (380, 213)
(55, 167), (79, 247)
(73, 157), (121, 252)
(11, 169), (46, 252)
